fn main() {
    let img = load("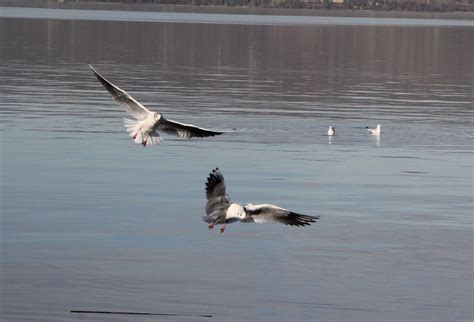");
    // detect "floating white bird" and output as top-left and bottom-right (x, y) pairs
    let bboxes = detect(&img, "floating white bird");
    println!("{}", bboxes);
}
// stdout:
(366, 124), (381, 135)
(89, 65), (224, 146)
(327, 126), (335, 136)
(203, 168), (320, 233)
